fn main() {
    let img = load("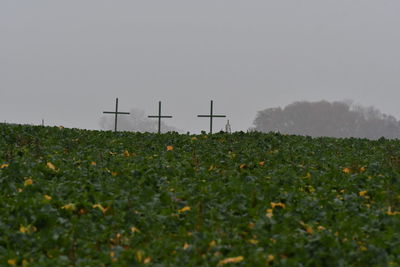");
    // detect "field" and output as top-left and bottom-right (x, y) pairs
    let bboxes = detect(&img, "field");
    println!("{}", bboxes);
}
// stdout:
(1, 124), (400, 266)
